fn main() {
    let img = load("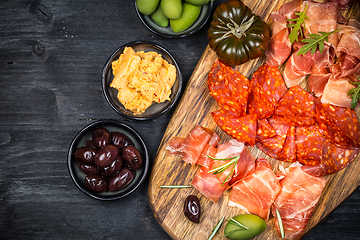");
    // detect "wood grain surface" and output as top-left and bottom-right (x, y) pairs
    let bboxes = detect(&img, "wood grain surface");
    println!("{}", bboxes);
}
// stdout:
(148, 1), (360, 239)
